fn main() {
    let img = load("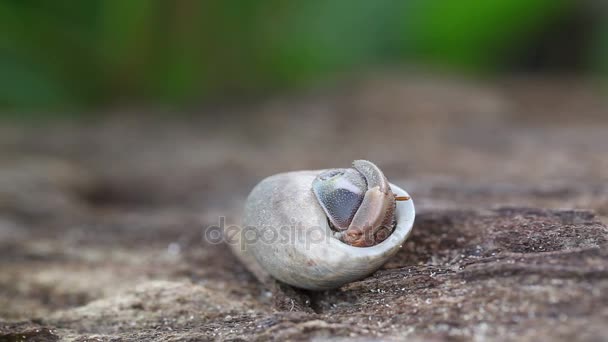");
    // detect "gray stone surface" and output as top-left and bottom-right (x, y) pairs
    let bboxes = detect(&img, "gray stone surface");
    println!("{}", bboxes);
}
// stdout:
(0, 76), (607, 341)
